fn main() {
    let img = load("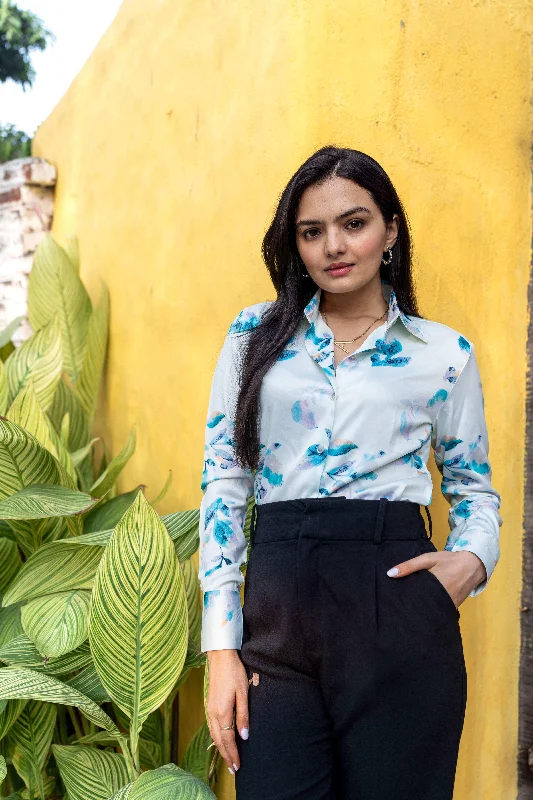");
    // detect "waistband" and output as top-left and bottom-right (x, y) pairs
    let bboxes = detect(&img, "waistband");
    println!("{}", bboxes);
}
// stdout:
(249, 496), (433, 546)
